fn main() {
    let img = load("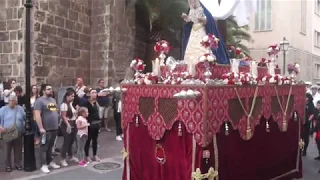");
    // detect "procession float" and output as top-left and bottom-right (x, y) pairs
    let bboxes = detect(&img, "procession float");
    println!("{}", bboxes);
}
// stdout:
(118, 0), (306, 179)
